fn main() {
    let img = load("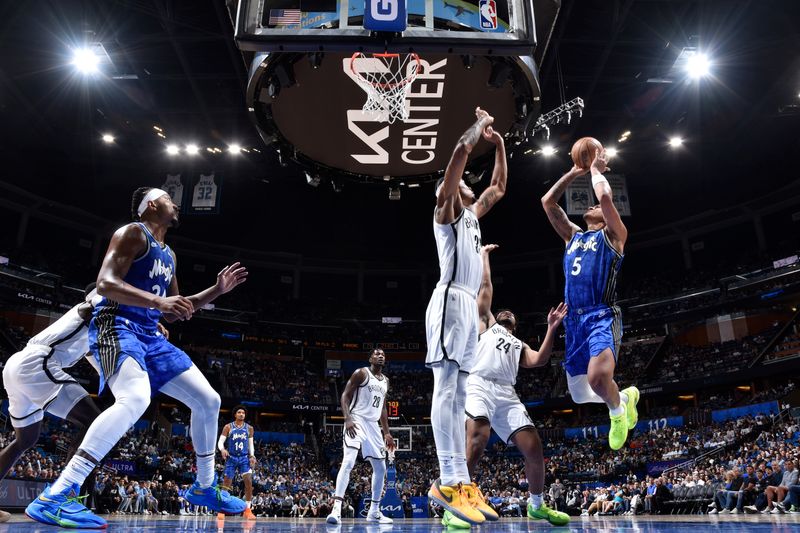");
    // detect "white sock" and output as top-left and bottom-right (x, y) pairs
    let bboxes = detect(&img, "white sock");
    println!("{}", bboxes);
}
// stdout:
(610, 404), (625, 417)
(51, 455), (95, 494)
(246, 500), (251, 508)
(333, 499), (342, 513)
(619, 391), (629, 405)
(196, 453), (215, 488)
(437, 452), (457, 486)
(452, 452), (470, 484)
(529, 493), (543, 510)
